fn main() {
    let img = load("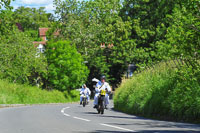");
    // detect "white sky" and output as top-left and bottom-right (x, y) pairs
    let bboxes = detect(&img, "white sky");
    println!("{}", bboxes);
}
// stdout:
(11, 0), (55, 13)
